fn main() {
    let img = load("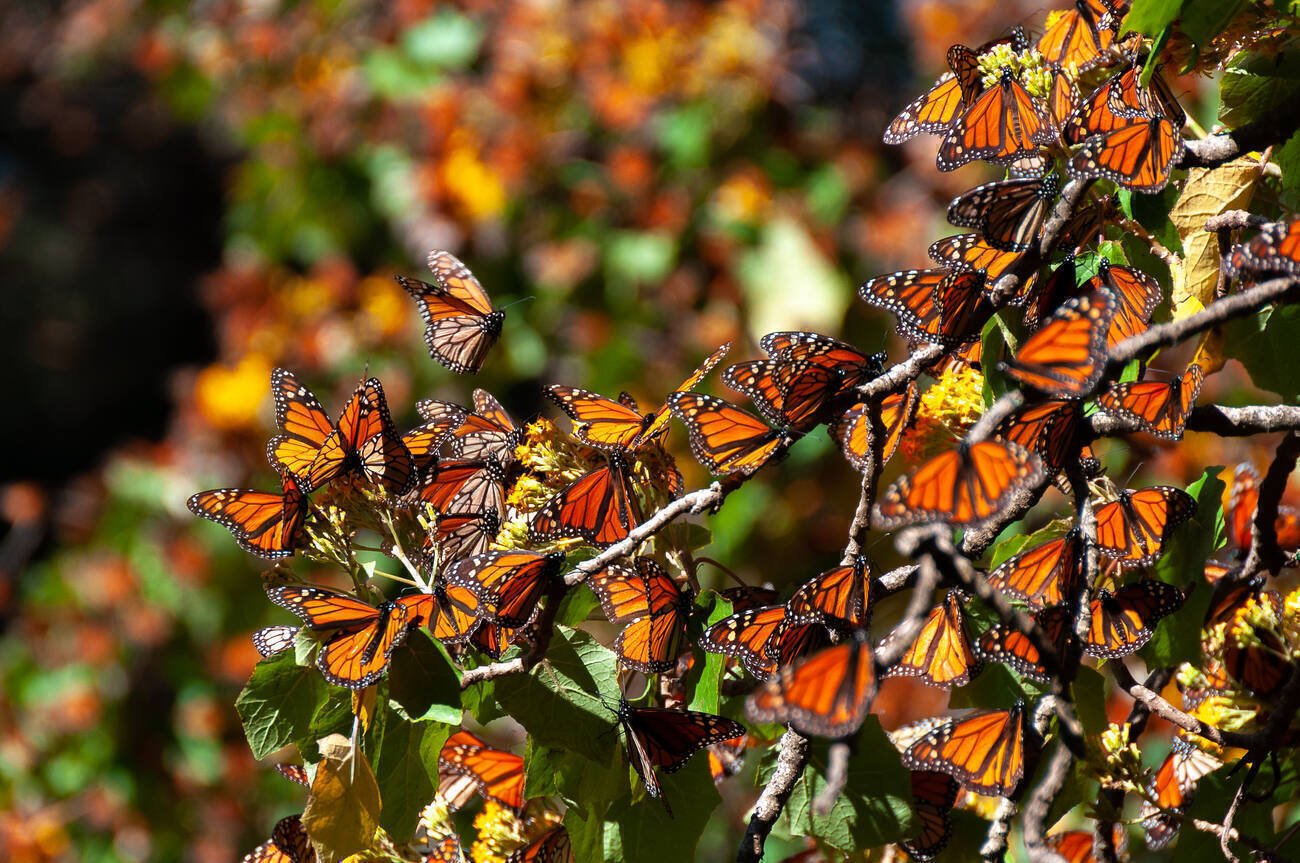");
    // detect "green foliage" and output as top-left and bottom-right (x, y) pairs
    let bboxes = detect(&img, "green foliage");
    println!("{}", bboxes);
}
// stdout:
(1223, 303), (1300, 401)
(1148, 469), (1226, 666)
(236, 652), (335, 761)
(371, 704), (452, 842)
(387, 630), (463, 725)
(770, 721), (913, 853)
